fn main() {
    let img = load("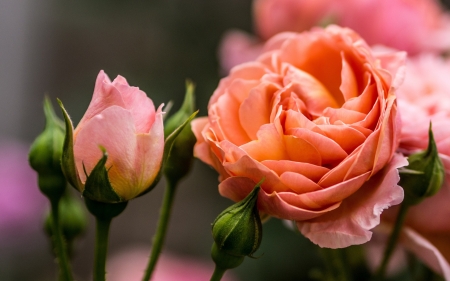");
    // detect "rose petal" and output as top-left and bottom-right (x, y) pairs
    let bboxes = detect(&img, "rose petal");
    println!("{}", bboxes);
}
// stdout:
(74, 106), (137, 196)
(297, 153), (407, 248)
